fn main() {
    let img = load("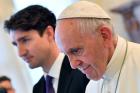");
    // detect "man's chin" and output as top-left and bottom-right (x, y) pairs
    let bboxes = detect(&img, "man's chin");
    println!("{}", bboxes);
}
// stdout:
(86, 74), (100, 81)
(29, 65), (37, 69)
